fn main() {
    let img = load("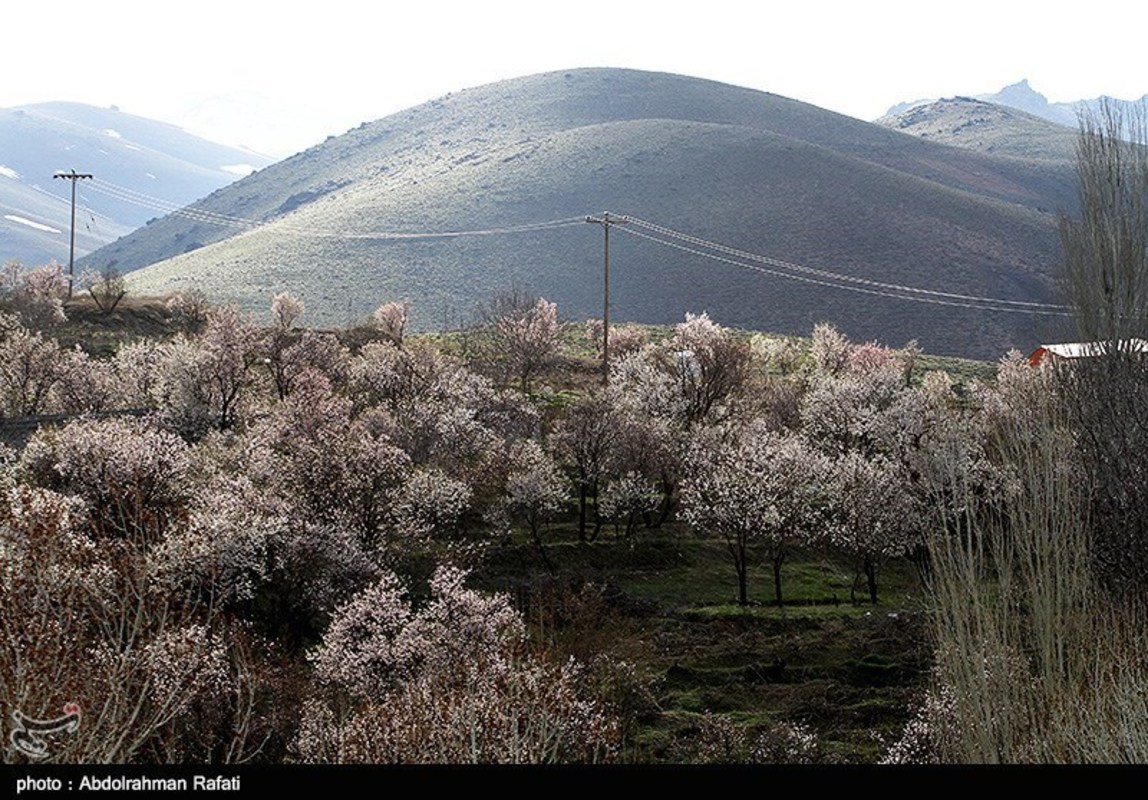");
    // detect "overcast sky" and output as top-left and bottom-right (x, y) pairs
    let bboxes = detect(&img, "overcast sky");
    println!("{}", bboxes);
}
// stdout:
(6, 0), (1146, 156)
